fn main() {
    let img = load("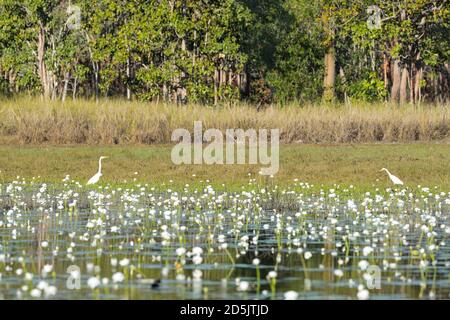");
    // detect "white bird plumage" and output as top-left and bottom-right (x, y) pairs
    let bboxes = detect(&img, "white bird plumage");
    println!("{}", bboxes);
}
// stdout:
(87, 156), (108, 185)
(380, 168), (404, 185)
